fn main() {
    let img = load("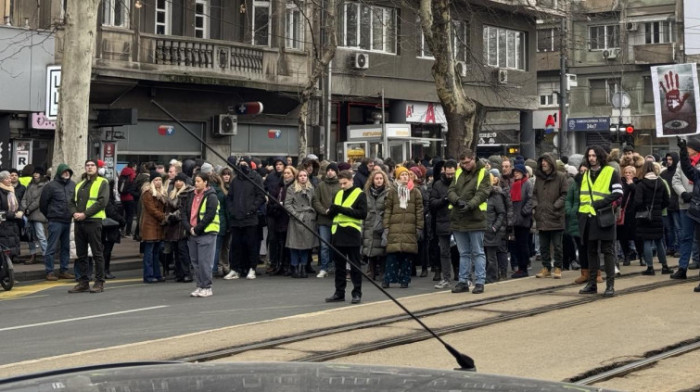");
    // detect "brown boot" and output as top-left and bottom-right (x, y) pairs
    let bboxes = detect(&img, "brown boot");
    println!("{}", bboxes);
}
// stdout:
(46, 272), (59, 281)
(596, 270), (603, 283)
(90, 281), (104, 293)
(574, 269), (589, 284)
(68, 281), (90, 293)
(57, 271), (75, 280)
